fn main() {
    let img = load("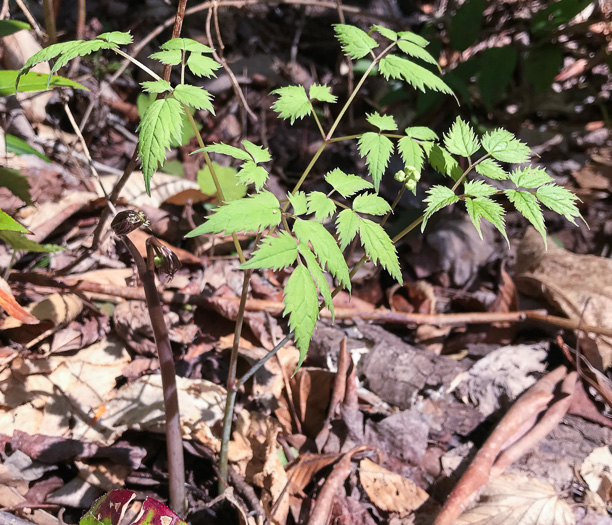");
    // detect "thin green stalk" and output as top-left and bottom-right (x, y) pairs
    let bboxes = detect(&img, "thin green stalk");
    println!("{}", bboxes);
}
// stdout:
(283, 141), (327, 205)
(113, 48), (163, 81)
(311, 107), (326, 140)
